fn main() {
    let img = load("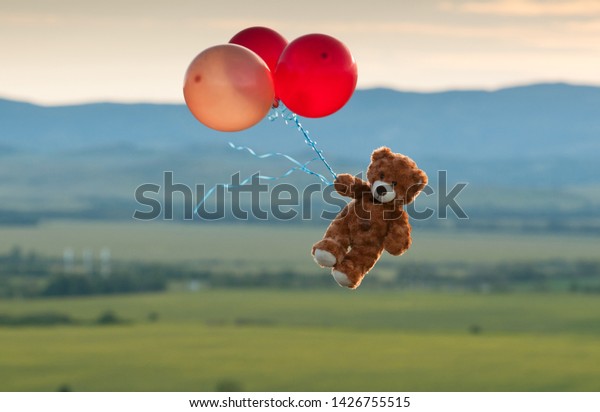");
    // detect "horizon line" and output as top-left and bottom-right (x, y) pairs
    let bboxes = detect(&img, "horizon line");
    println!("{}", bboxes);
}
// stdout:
(2, 80), (599, 107)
